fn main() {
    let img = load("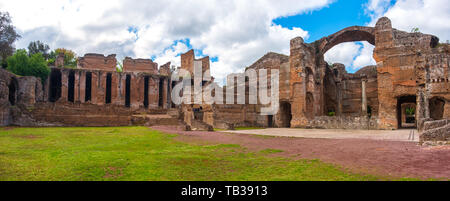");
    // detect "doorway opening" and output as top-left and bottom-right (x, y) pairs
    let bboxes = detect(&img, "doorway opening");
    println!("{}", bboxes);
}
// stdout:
(85, 72), (92, 102)
(68, 71), (75, 102)
(268, 115), (274, 127)
(429, 97), (445, 120)
(305, 92), (314, 119)
(397, 95), (416, 128)
(49, 69), (62, 102)
(144, 76), (149, 108)
(279, 101), (292, 127)
(158, 78), (164, 108)
(105, 73), (112, 104)
(125, 74), (131, 107)
(8, 77), (18, 105)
